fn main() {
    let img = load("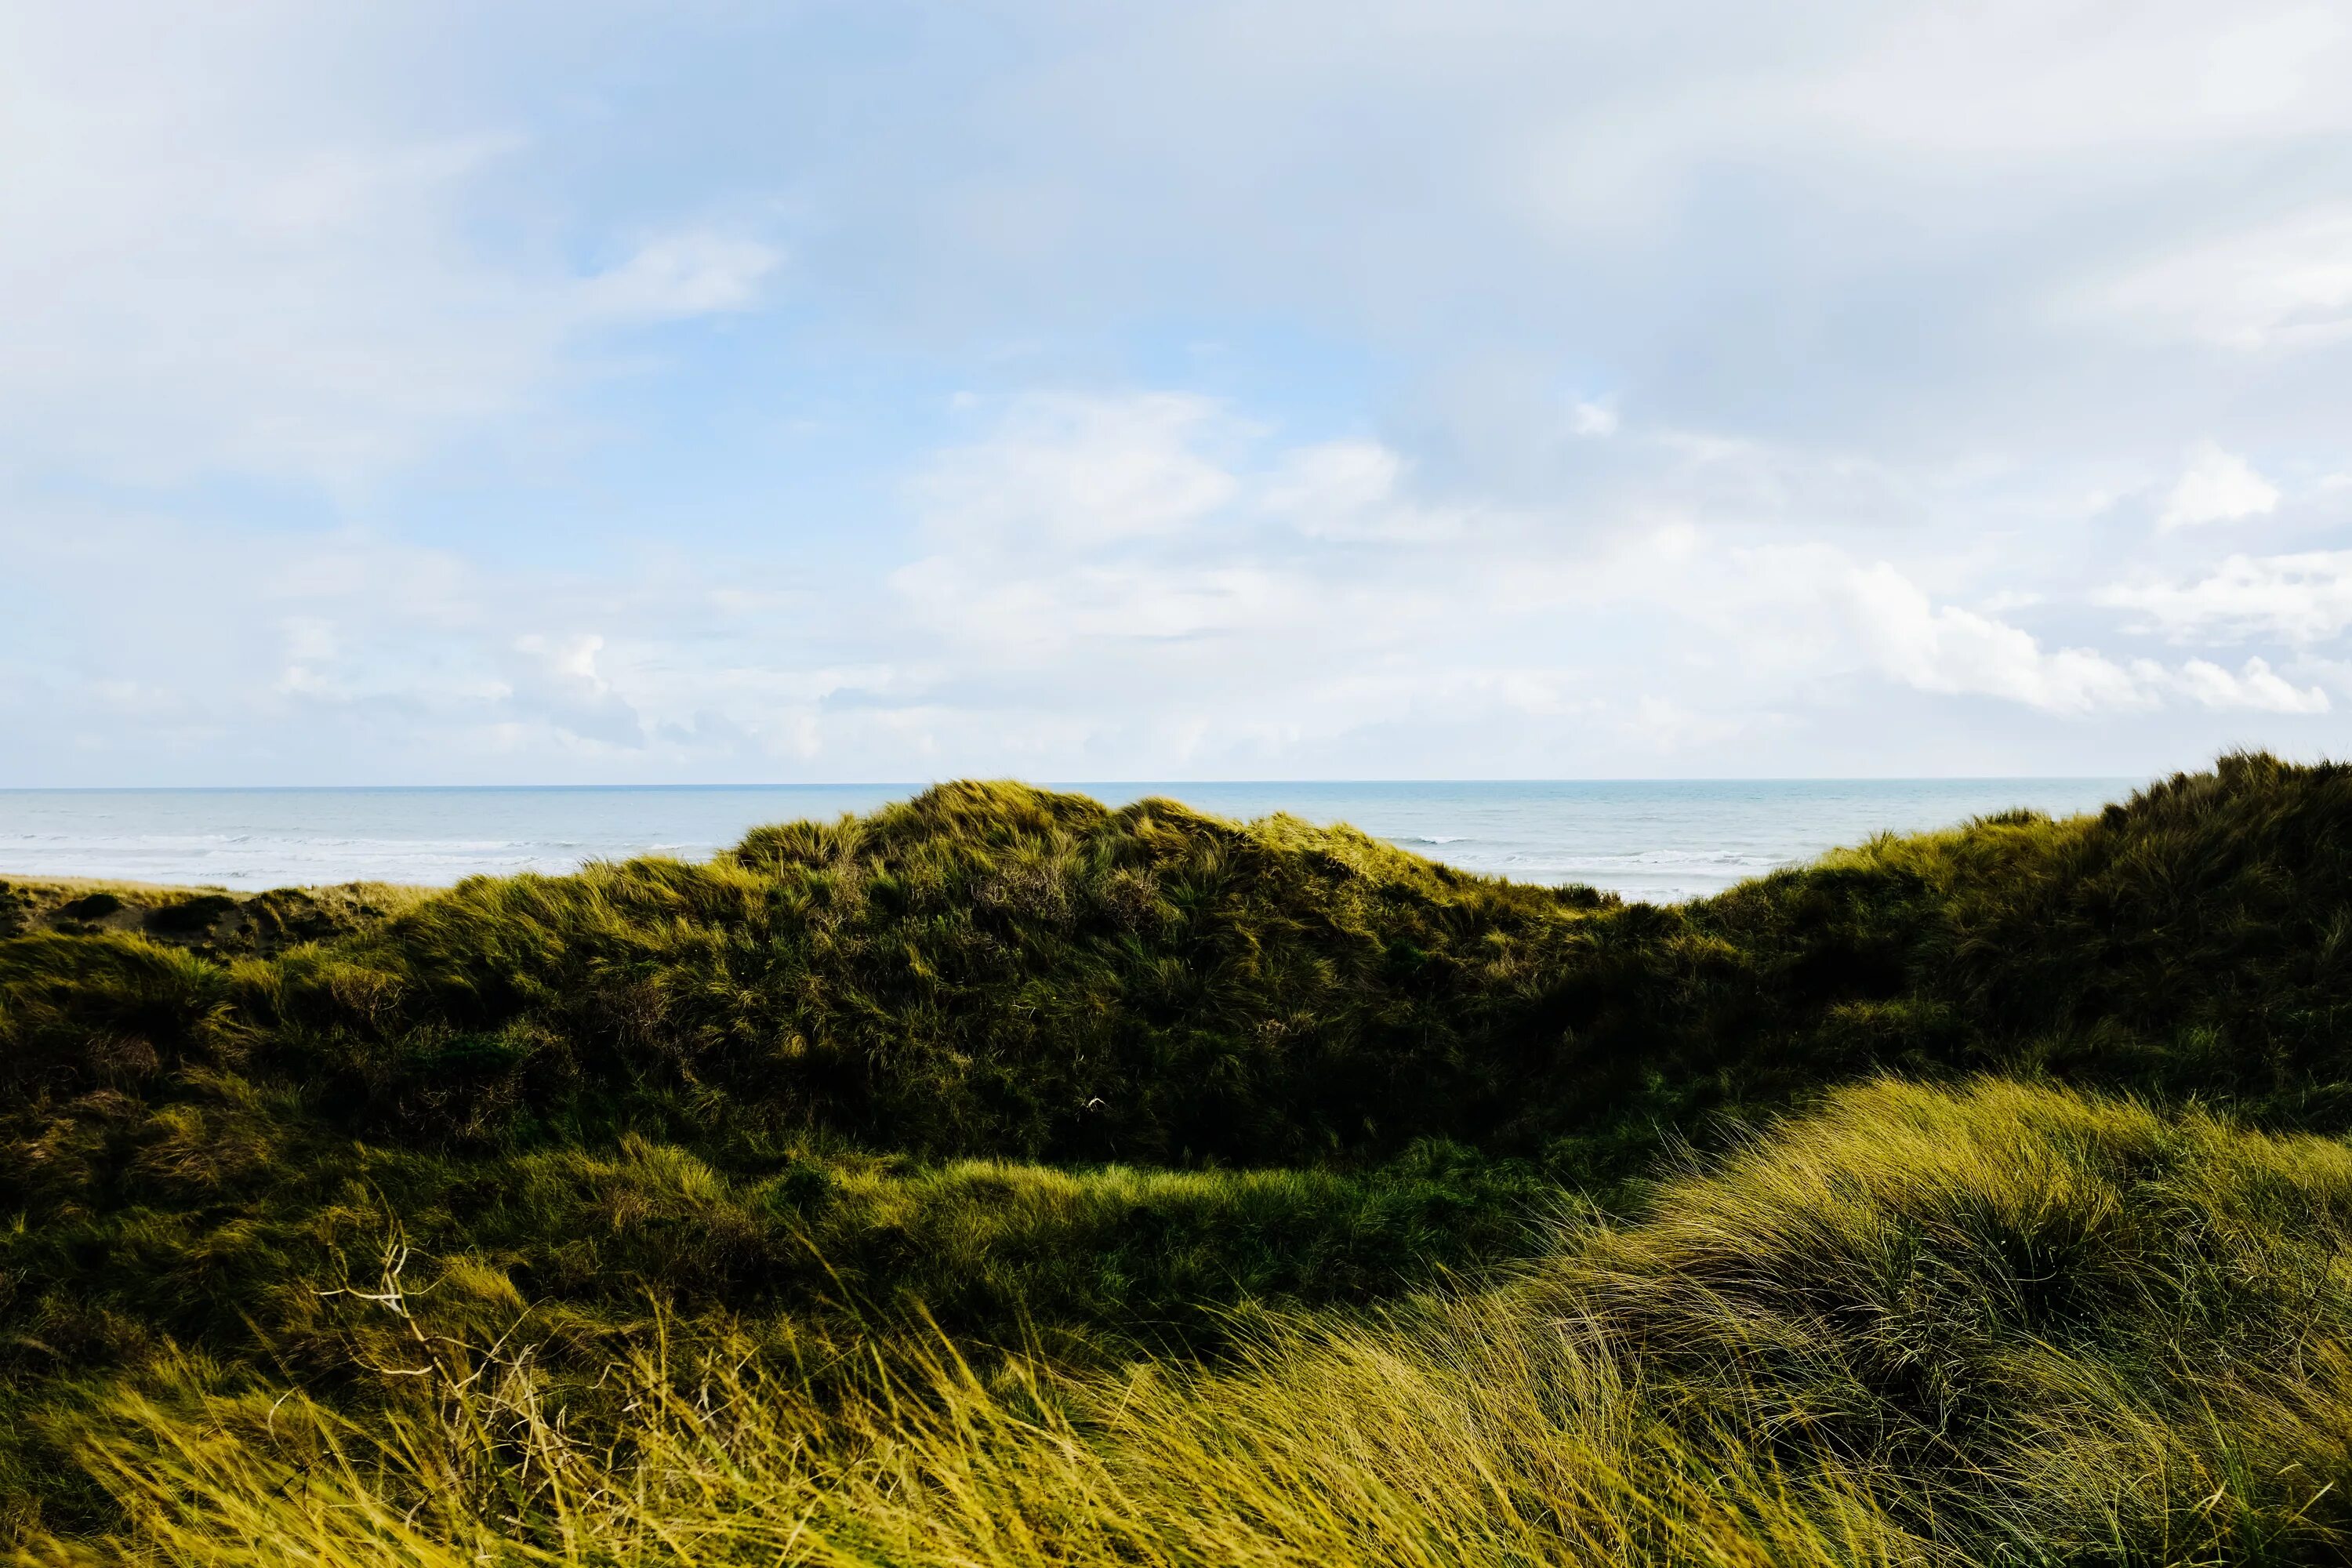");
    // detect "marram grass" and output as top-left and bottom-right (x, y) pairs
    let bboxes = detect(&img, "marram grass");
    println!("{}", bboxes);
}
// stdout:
(13, 755), (2352, 1558)
(25, 1080), (2352, 1566)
